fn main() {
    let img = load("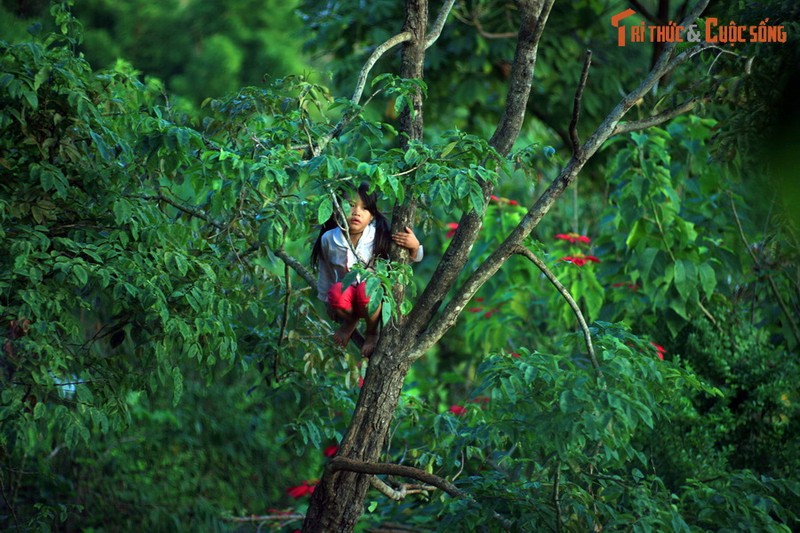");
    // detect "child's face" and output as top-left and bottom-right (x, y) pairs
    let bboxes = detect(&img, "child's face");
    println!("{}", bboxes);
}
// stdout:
(347, 196), (373, 234)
